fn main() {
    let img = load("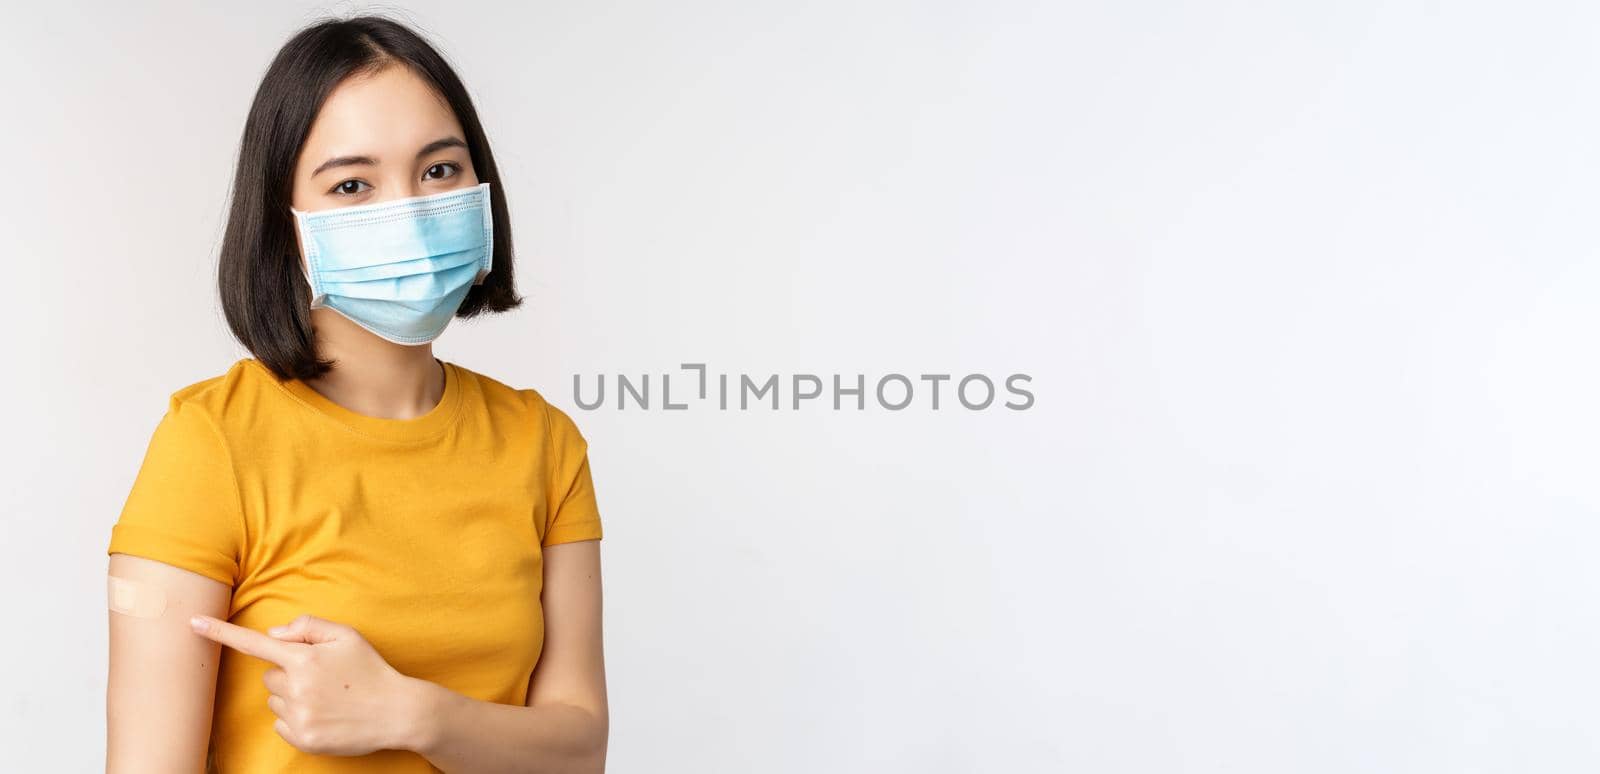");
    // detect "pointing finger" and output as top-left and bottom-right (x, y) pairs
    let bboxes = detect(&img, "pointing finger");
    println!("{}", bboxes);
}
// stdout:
(268, 614), (348, 644)
(190, 615), (300, 666)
